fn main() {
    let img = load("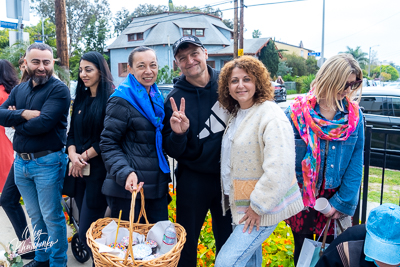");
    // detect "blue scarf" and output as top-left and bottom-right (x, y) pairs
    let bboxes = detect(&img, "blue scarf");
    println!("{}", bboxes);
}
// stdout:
(110, 74), (170, 173)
